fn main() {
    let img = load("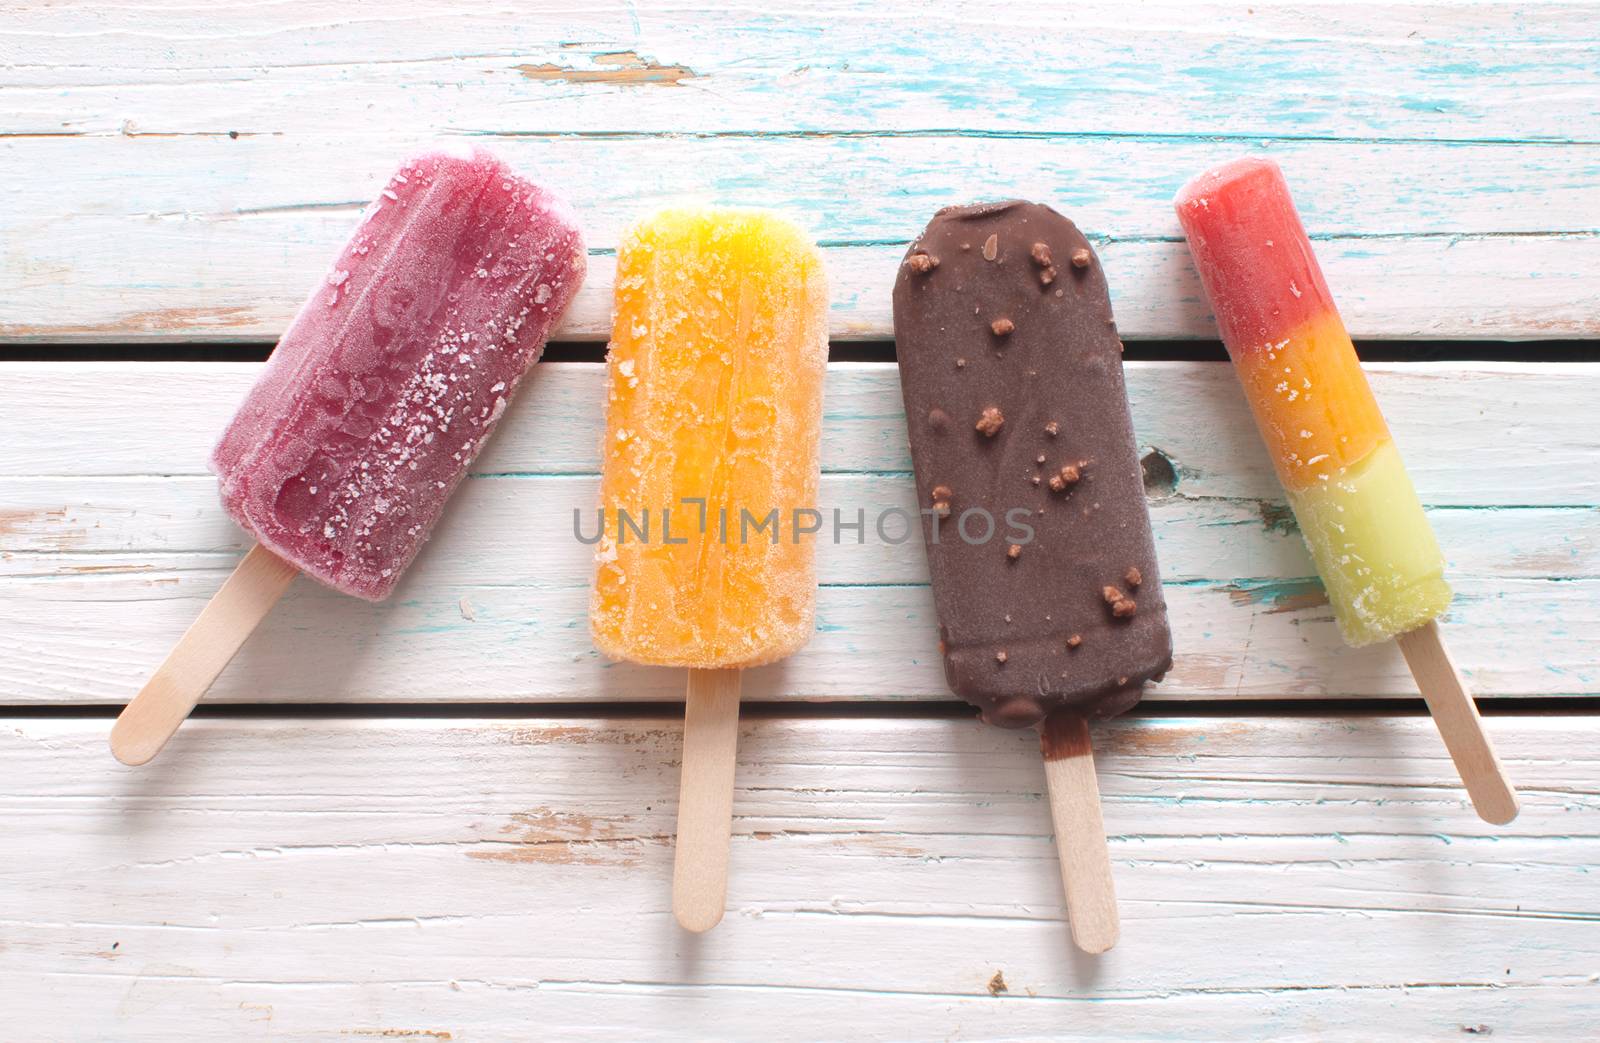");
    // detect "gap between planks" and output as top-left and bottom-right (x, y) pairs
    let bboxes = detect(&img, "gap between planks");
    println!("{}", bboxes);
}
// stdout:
(7, 339), (1600, 365)
(6, 698), (1600, 721)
